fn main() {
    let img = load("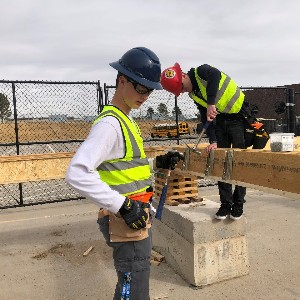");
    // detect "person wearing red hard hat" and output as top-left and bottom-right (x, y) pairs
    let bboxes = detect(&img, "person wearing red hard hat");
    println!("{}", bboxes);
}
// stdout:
(161, 62), (248, 221)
